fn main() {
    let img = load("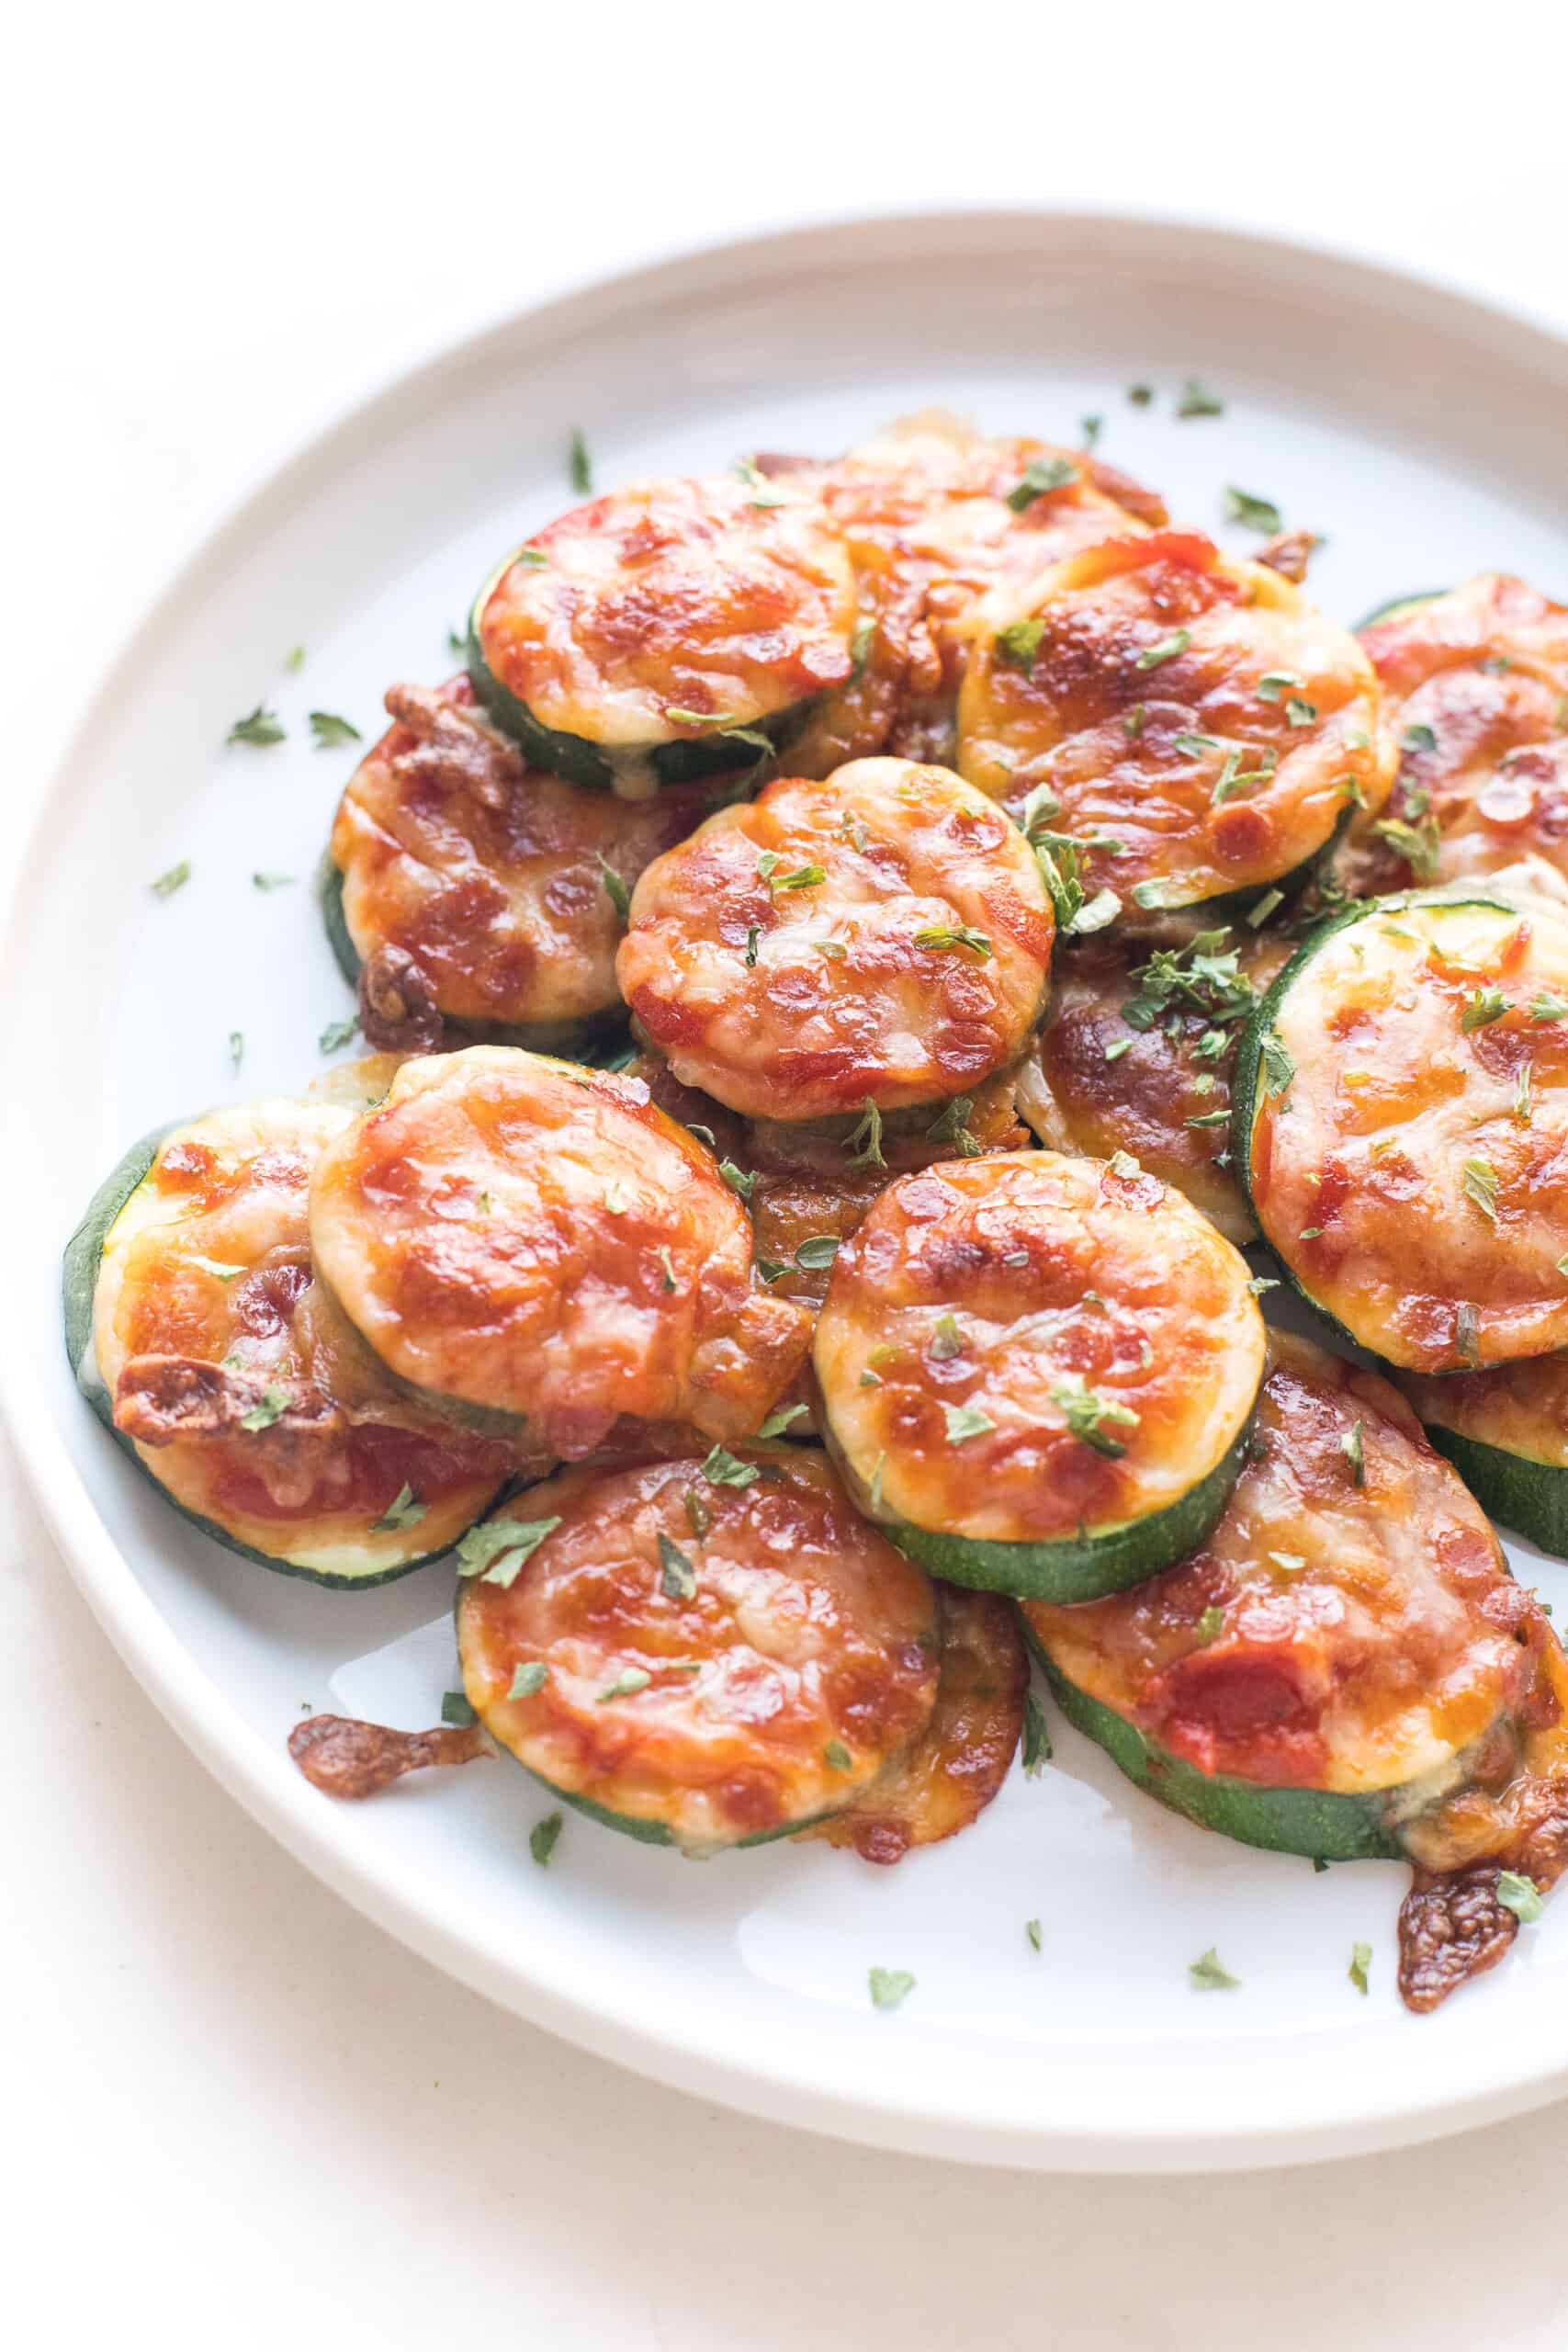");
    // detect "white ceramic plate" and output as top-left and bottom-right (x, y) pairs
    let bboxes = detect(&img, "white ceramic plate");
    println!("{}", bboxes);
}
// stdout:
(9, 210), (1568, 2174)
